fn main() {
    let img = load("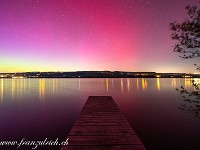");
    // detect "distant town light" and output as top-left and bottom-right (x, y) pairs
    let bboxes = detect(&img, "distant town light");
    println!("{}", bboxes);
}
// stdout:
(12, 76), (25, 79)
(156, 75), (160, 78)
(183, 75), (191, 78)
